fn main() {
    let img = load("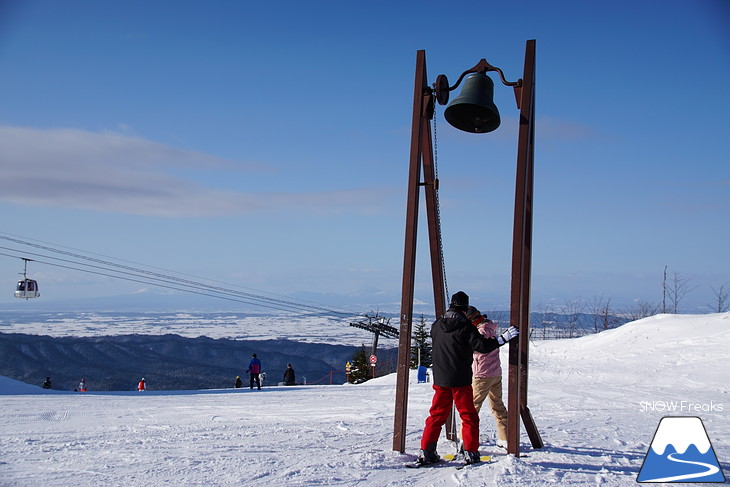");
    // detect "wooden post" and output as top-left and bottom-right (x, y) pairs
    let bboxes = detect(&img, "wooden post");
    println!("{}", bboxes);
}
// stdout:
(393, 50), (448, 452)
(507, 39), (543, 456)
